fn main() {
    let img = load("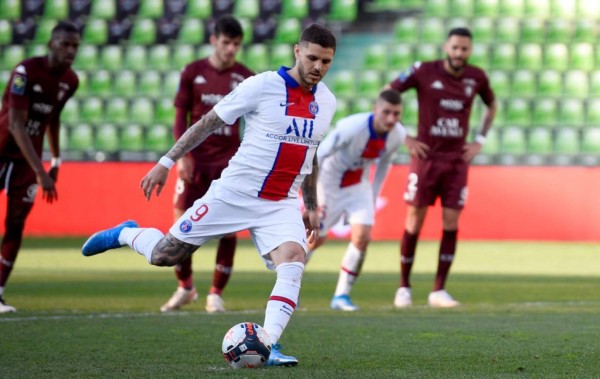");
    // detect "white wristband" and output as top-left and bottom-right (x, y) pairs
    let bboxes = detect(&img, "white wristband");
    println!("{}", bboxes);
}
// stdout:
(158, 156), (175, 169)
(51, 157), (61, 168)
(474, 134), (487, 145)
